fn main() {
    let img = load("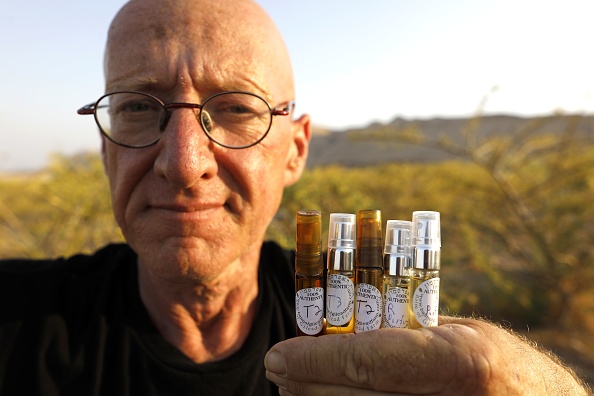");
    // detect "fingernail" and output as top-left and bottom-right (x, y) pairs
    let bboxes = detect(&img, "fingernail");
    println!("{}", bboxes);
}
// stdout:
(265, 350), (287, 375)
